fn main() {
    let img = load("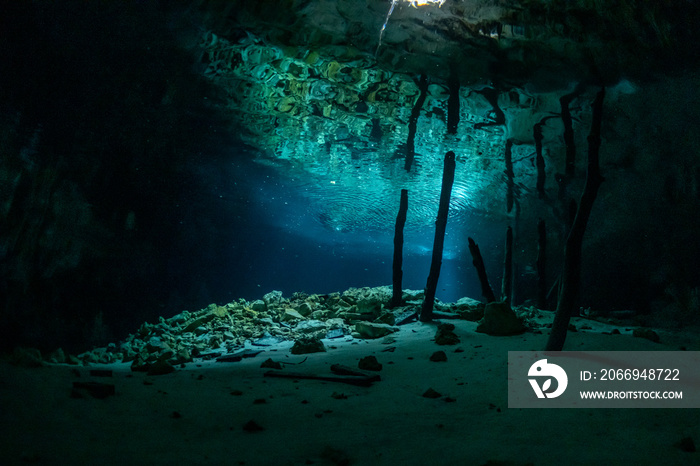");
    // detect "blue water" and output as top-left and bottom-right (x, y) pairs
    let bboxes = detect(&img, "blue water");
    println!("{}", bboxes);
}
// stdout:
(212, 152), (507, 304)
